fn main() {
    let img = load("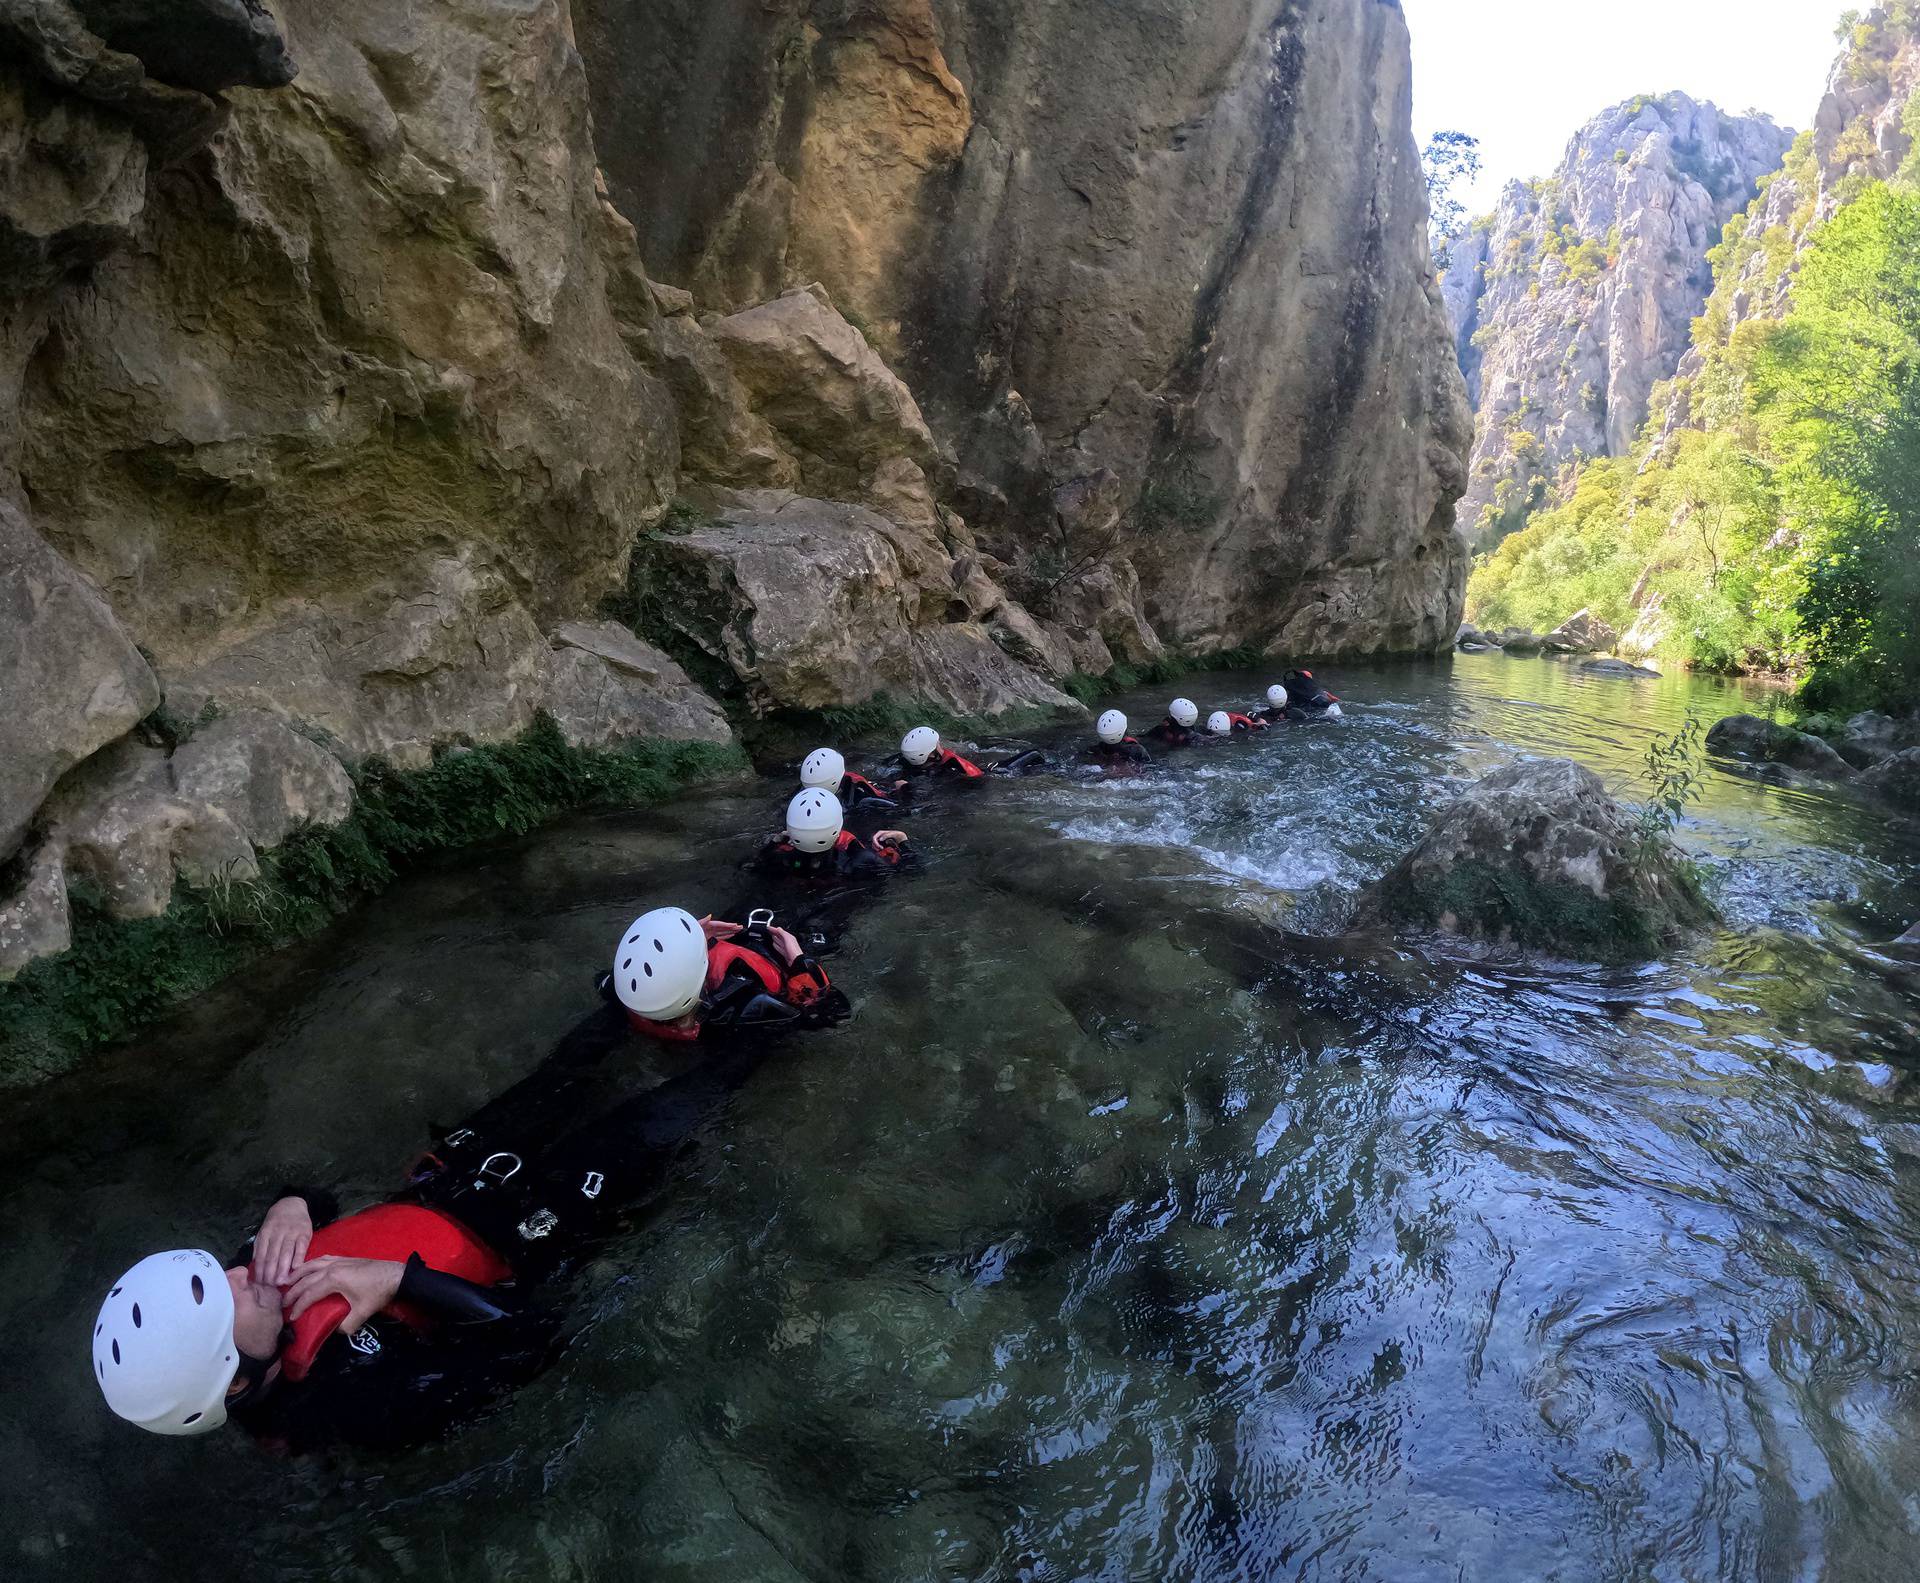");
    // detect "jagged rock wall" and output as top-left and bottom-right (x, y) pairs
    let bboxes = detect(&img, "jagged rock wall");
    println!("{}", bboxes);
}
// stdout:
(571, 0), (1473, 658)
(1660, 6), (1920, 430)
(0, 0), (1061, 982)
(1440, 94), (1789, 545)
